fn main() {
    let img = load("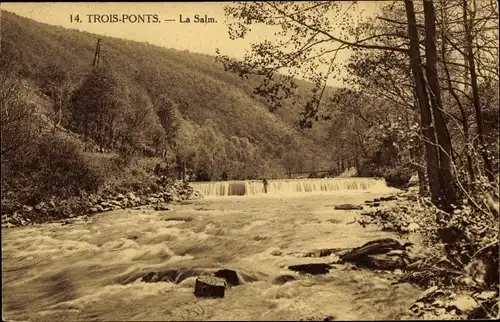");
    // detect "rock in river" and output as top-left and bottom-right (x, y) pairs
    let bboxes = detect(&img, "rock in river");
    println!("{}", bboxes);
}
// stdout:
(213, 269), (240, 286)
(273, 274), (297, 285)
(154, 203), (170, 211)
(288, 263), (333, 275)
(340, 238), (412, 262)
(194, 276), (226, 298)
(334, 204), (363, 210)
(339, 238), (413, 270)
(361, 253), (406, 270)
